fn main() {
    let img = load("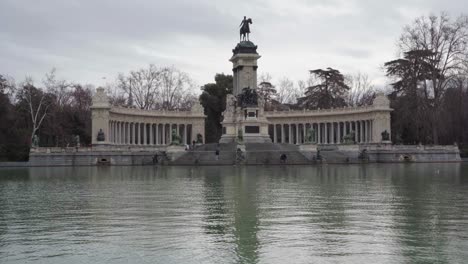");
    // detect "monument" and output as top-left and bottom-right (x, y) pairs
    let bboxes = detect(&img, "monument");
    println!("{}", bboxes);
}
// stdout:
(220, 17), (272, 143)
(28, 16), (461, 166)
